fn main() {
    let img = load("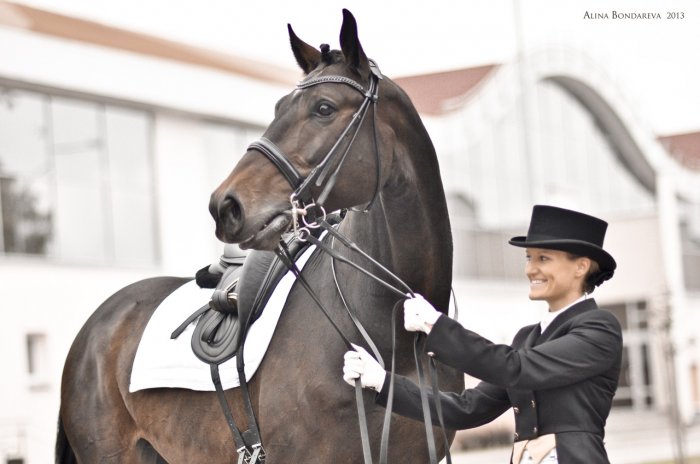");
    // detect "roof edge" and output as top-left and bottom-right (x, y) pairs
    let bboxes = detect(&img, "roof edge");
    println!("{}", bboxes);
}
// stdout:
(0, 0), (299, 86)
